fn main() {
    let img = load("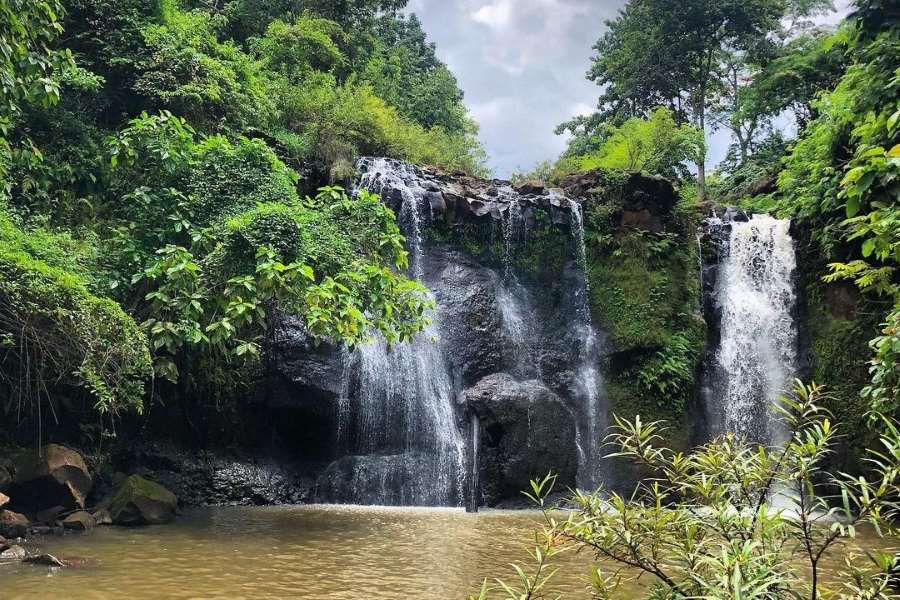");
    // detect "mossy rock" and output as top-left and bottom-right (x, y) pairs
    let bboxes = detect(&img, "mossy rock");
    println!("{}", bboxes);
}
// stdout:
(102, 475), (177, 526)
